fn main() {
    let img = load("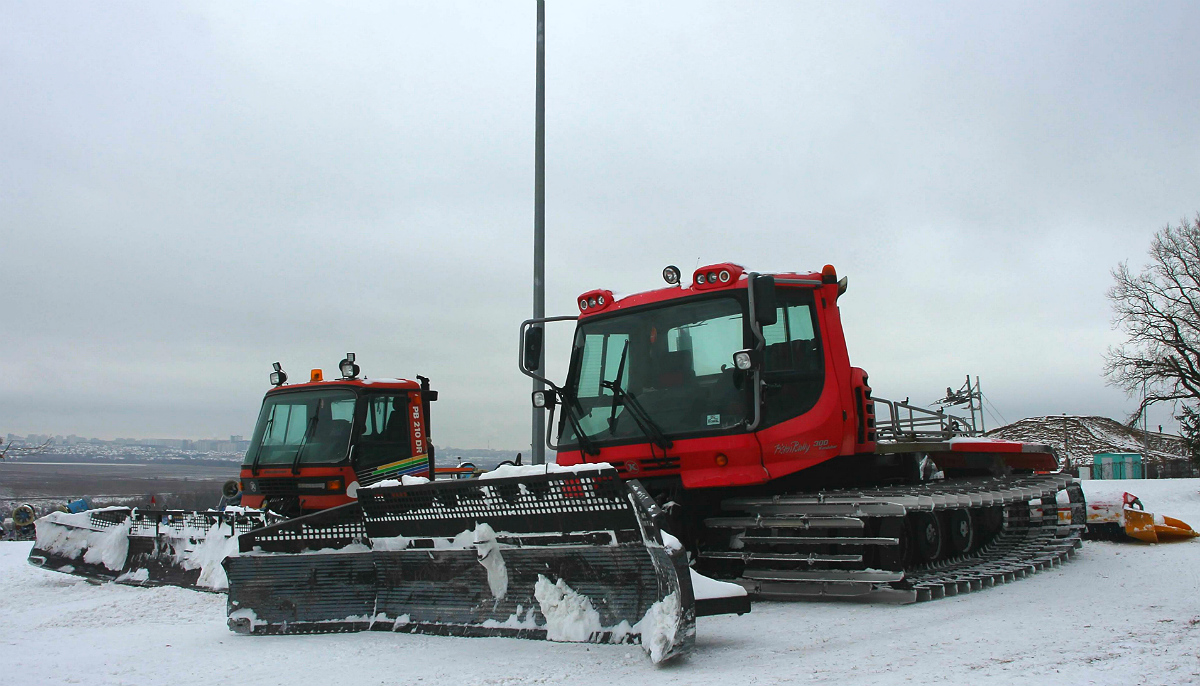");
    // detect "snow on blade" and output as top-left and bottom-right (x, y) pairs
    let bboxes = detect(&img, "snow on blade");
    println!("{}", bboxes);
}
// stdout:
(34, 512), (133, 572)
(532, 575), (605, 642)
(473, 522), (508, 600)
(116, 568), (150, 583)
(361, 475), (430, 489)
(659, 530), (684, 552)
(632, 592), (681, 664)
(478, 462), (613, 481)
(34, 513), (93, 560)
(81, 520), (130, 571)
(689, 569), (747, 601)
(187, 523), (241, 590)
